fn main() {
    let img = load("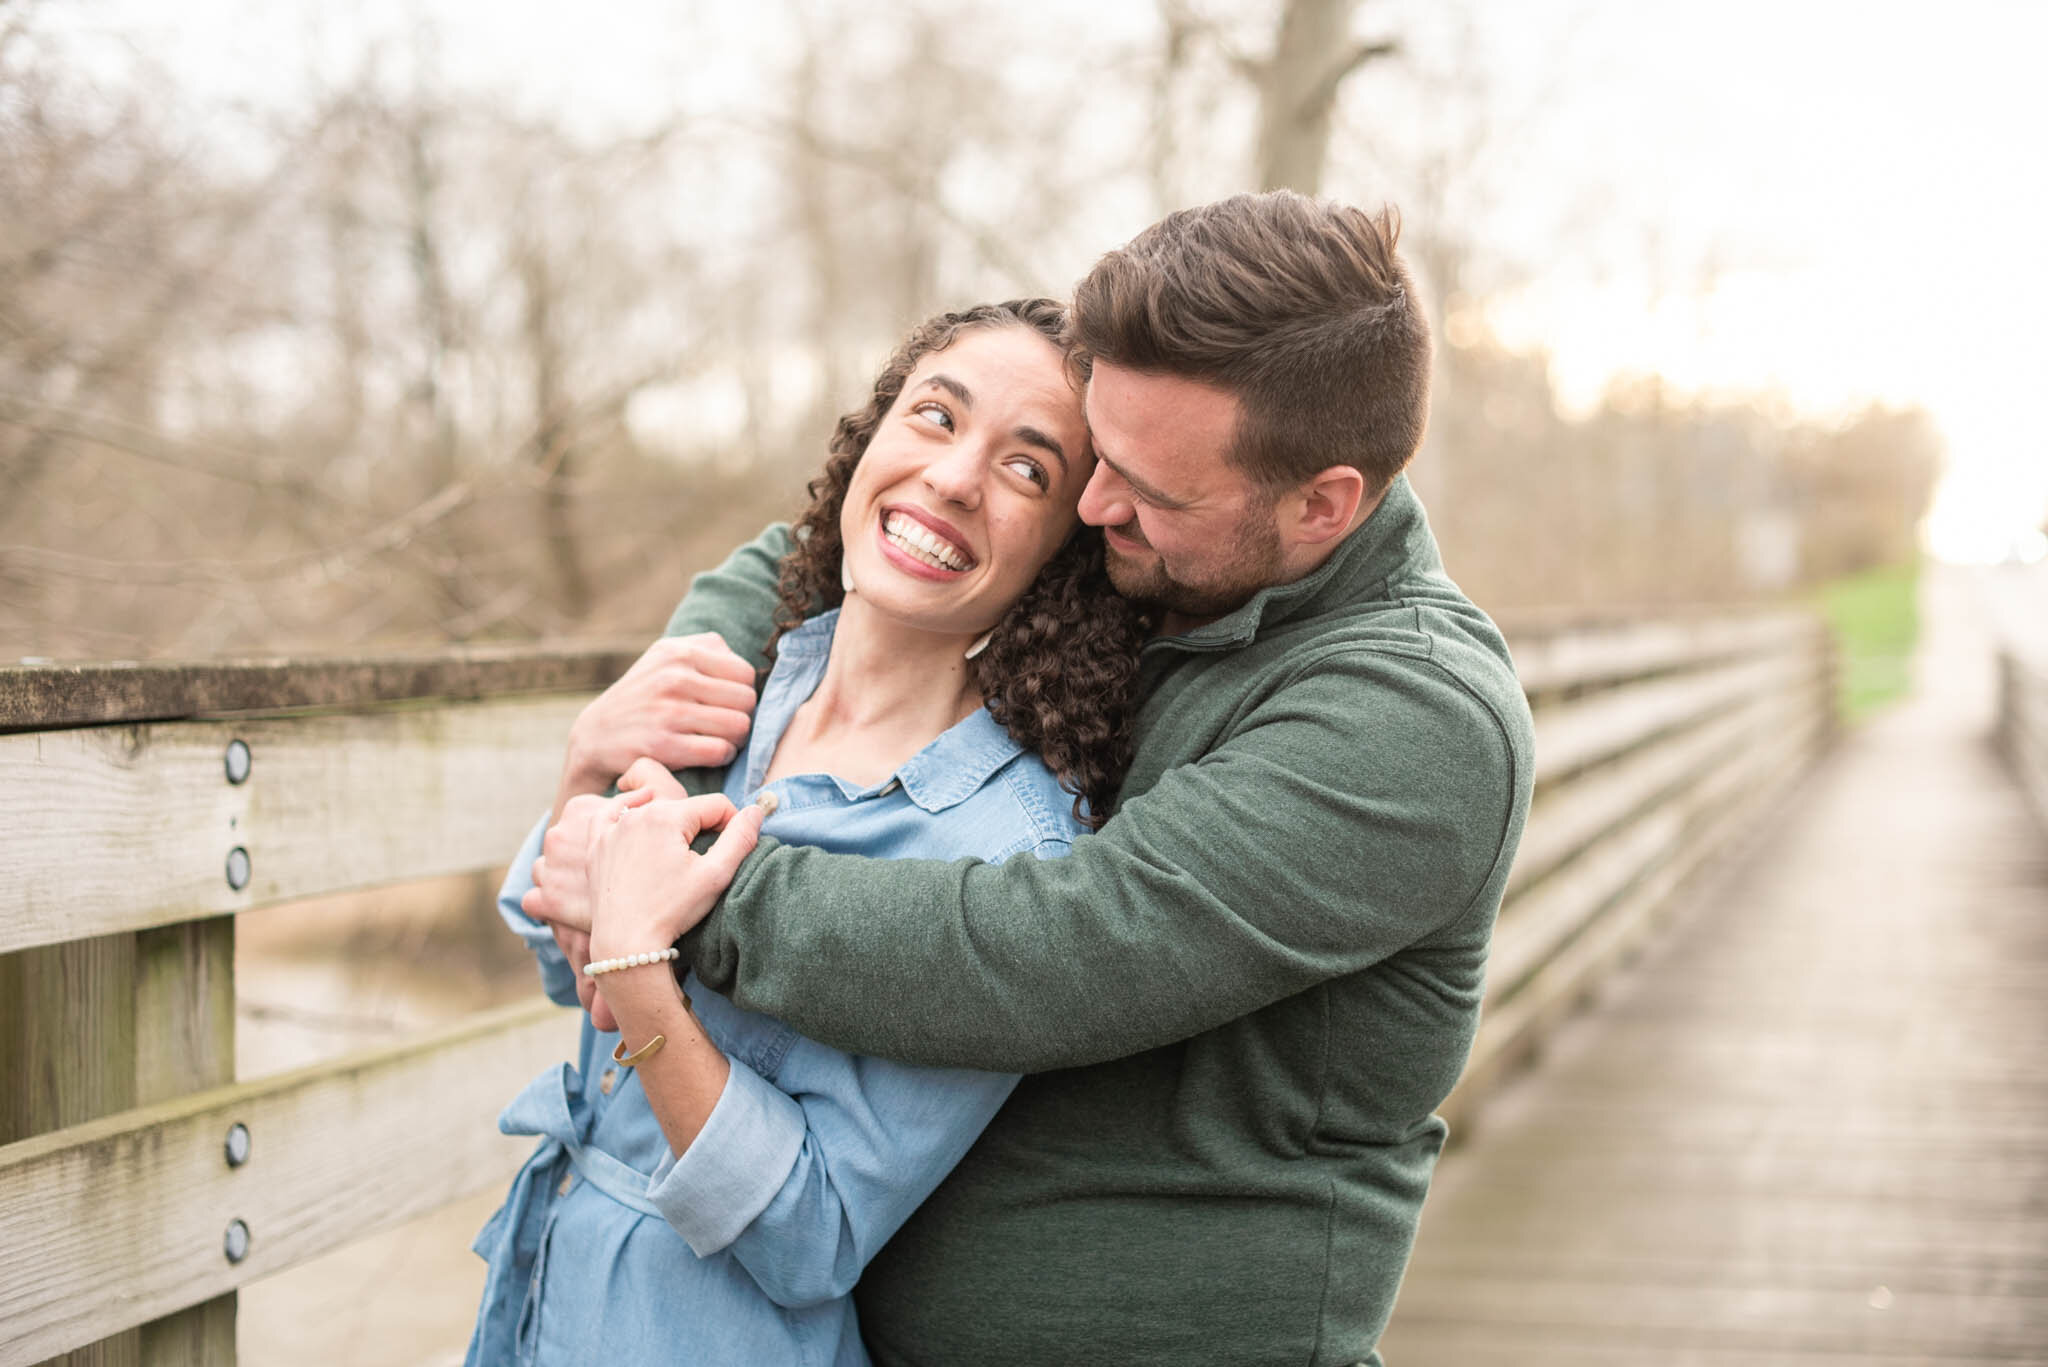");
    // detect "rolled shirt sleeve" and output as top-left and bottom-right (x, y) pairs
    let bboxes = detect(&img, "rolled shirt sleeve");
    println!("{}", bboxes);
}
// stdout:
(648, 1034), (1018, 1308)
(497, 811), (580, 1008)
(645, 1055), (806, 1259)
